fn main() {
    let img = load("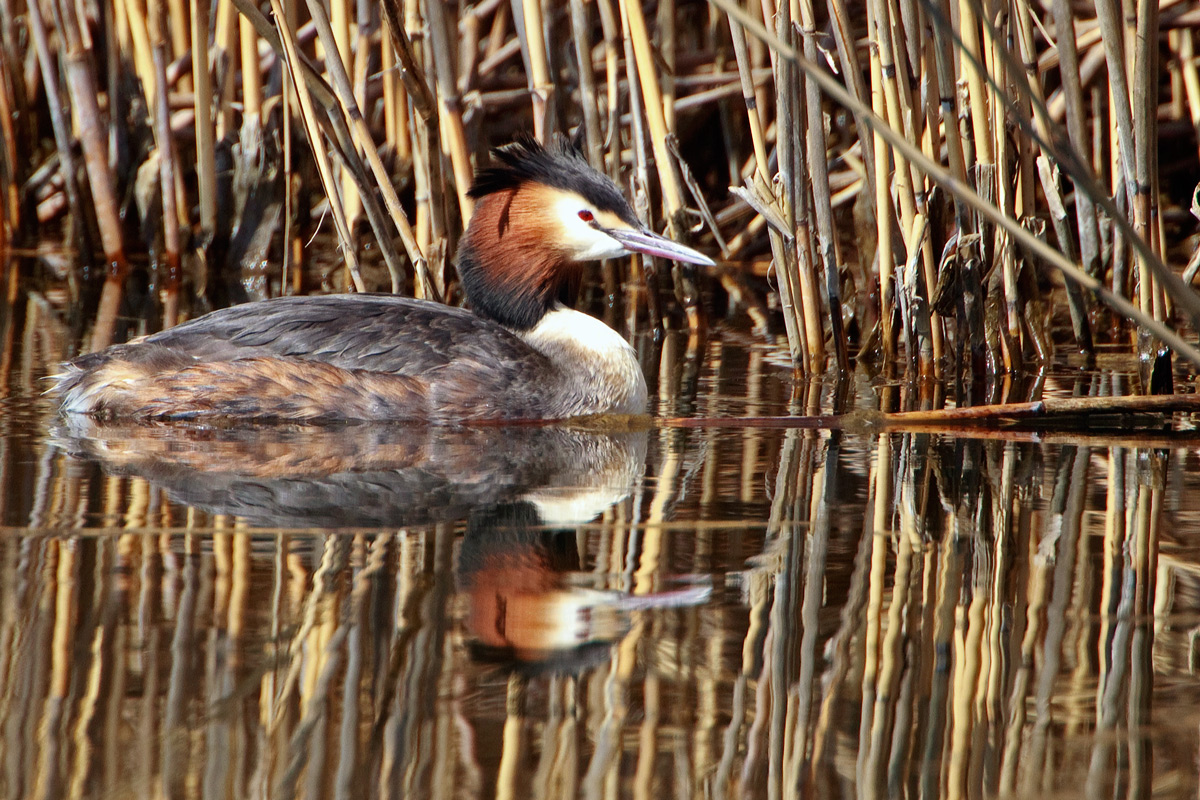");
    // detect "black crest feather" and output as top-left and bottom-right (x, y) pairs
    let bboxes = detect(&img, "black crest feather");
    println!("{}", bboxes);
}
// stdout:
(468, 133), (639, 226)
